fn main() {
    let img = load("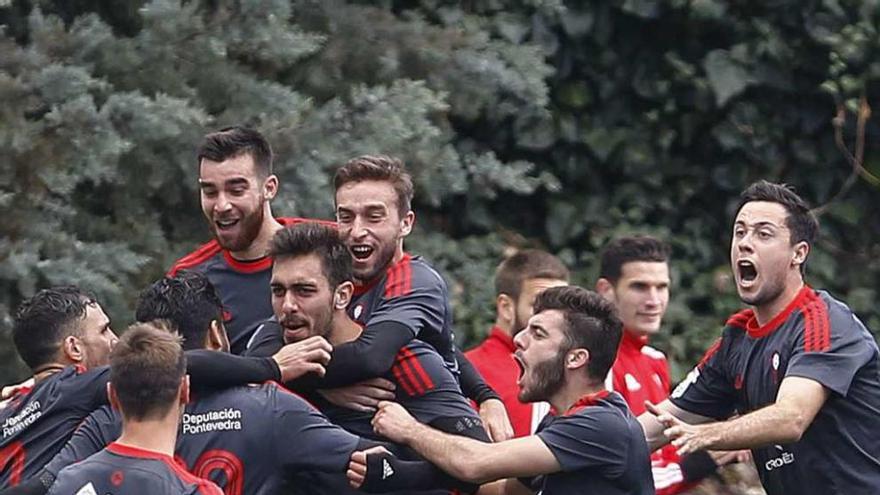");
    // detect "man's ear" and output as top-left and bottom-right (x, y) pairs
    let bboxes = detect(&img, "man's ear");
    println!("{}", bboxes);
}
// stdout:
(792, 241), (810, 268)
(205, 320), (230, 352)
(595, 278), (616, 303)
(108, 383), (121, 412)
(399, 210), (415, 237)
(566, 349), (589, 371)
(62, 335), (85, 364)
(496, 294), (515, 327)
(263, 174), (279, 201)
(335, 282), (354, 310)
